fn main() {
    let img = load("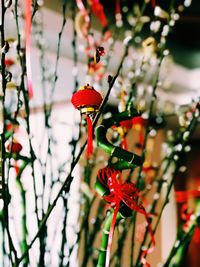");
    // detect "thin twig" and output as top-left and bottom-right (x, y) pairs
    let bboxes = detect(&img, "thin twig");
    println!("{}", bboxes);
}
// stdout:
(1, 0), (18, 263)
